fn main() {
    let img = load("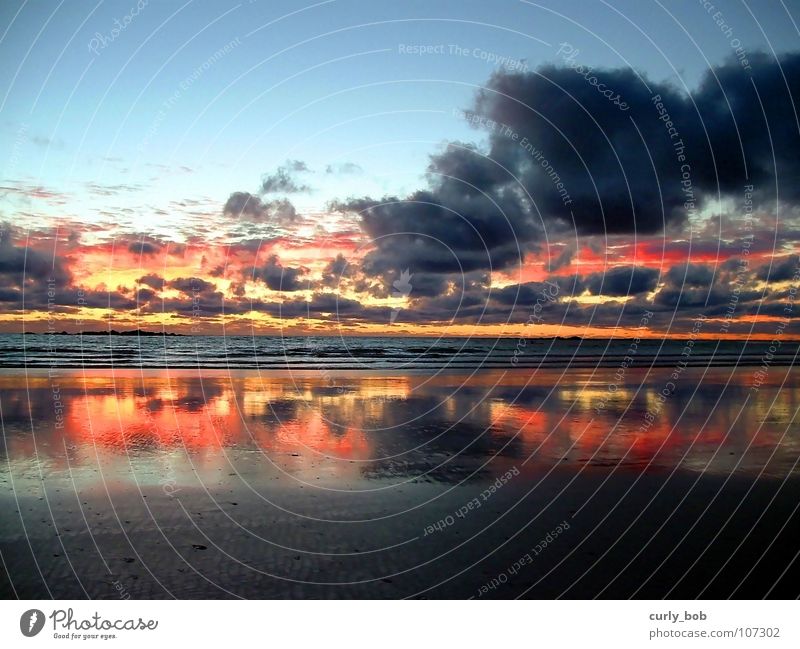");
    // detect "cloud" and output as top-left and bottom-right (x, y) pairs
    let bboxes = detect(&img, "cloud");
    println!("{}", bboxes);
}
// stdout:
(223, 192), (299, 224)
(470, 65), (694, 235)
(260, 160), (312, 194)
(253, 255), (304, 291)
(329, 51), (800, 306)
(472, 52), (800, 233)
(321, 253), (349, 287)
(224, 191), (267, 220)
(666, 263), (715, 288)
(168, 277), (216, 295)
(756, 254), (799, 283)
(265, 198), (298, 223)
(138, 274), (165, 290)
(584, 266), (660, 296)
(548, 245), (575, 271)
(0, 240), (67, 284)
(251, 292), (389, 322)
(691, 53), (800, 202)
(325, 162), (363, 175)
(135, 288), (156, 303)
(7, 53), (800, 336)
(128, 241), (160, 256)
(332, 143), (537, 277)
(653, 262), (761, 308)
